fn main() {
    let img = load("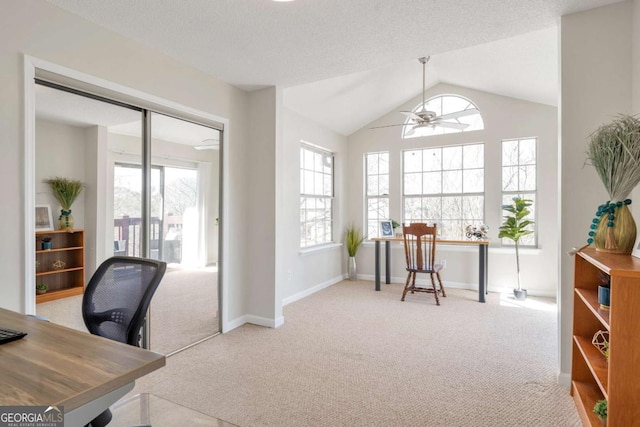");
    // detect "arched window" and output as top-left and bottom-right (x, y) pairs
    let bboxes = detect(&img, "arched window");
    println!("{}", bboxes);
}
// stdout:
(402, 94), (484, 139)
